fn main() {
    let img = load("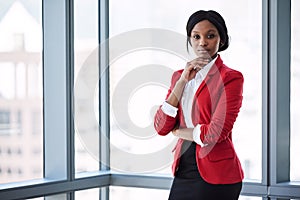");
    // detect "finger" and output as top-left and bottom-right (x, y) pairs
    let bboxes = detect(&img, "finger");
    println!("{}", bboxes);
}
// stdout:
(172, 130), (177, 136)
(192, 62), (205, 70)
(193, 63), (200, 70)
(185, 62), (197, 72)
